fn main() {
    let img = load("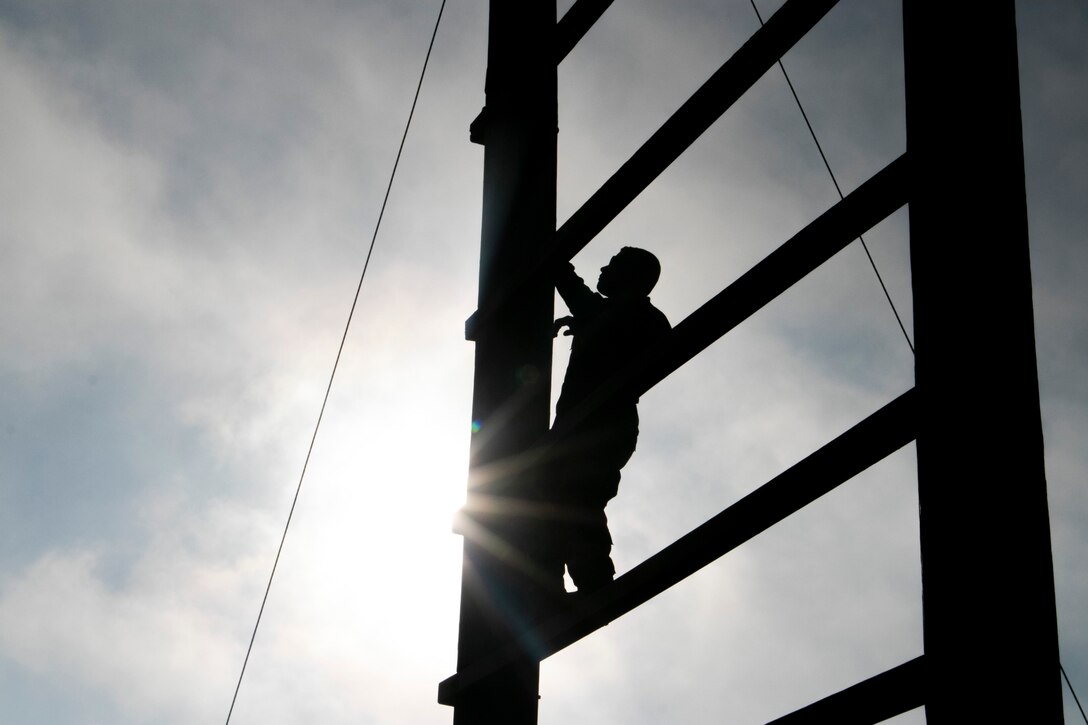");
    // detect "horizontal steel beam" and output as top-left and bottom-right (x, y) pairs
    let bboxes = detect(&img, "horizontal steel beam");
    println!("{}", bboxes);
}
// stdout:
(767, 656), (926, 724)
(556, 0), (615, 63)
(644, 154), (908, 390)
(547, 154), (907, 440)
(554, 0), (840, 261)
(439, 389), (917, 705)
(467, 0), (841, 339)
